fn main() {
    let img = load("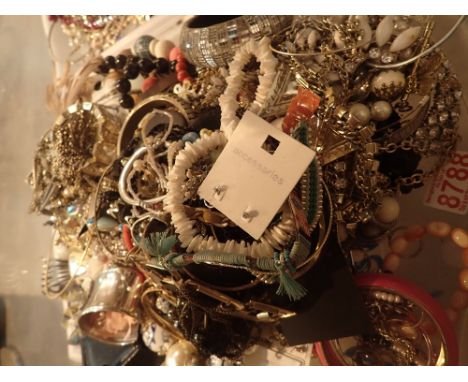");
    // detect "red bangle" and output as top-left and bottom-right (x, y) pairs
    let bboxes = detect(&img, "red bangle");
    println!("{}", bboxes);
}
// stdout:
(315, 273), (459, 366)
